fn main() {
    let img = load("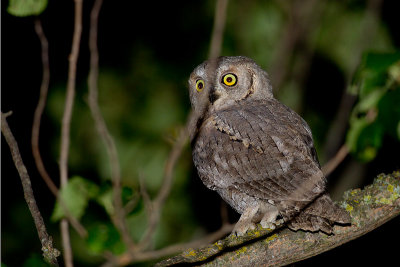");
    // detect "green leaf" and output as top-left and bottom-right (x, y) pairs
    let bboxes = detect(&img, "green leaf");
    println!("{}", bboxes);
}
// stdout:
(356, 89), (385, 113)
(347, 52), (400, 162)
(51, 176), (99, 222)
(346, 118), (369, 152)
(96, 189), (114, 216)
(363, 52), (400, 73)
(7, 0), (48, 17)
(354, 52), (400, 97)
(86, 224), (125, 255)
